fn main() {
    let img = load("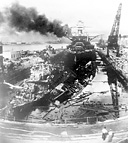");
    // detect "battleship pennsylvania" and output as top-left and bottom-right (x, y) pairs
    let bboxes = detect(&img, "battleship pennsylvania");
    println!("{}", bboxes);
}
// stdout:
(0, 21), (100, 123)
